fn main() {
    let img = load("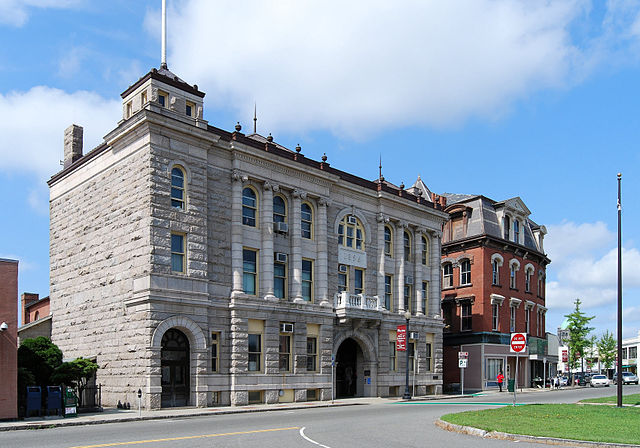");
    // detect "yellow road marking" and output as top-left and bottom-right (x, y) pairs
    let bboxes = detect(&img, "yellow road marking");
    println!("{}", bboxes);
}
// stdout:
(69, 426), (301, 448)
